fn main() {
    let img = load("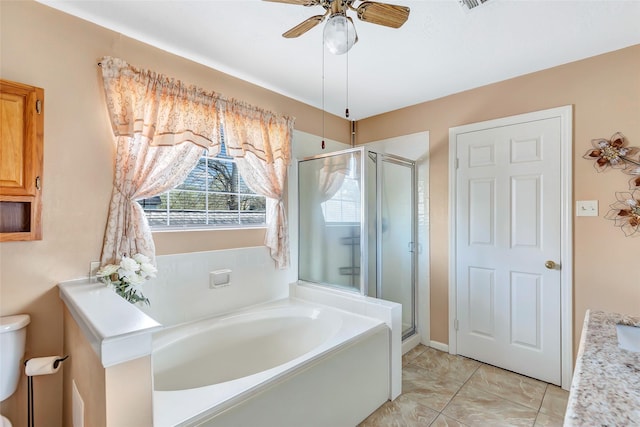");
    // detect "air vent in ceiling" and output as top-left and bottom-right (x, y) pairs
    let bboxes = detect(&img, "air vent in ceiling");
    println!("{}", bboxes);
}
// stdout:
(459, 0), (491, 11)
